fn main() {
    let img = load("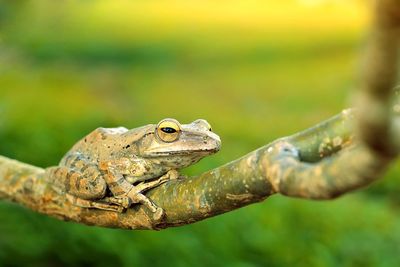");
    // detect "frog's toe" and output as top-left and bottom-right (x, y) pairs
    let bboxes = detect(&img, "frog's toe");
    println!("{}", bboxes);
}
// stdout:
(153, 207), (165, 221)
(104, 196), (132, 209)
(167, 169), (180, 180)
(118, 197), (132, 208)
